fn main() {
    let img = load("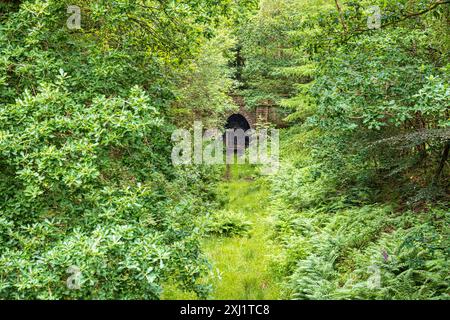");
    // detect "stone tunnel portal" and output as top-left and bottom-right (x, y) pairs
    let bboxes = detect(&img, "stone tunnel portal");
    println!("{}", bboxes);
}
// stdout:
(225, 114), (251, 131)
(224, 114), (251, 151)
